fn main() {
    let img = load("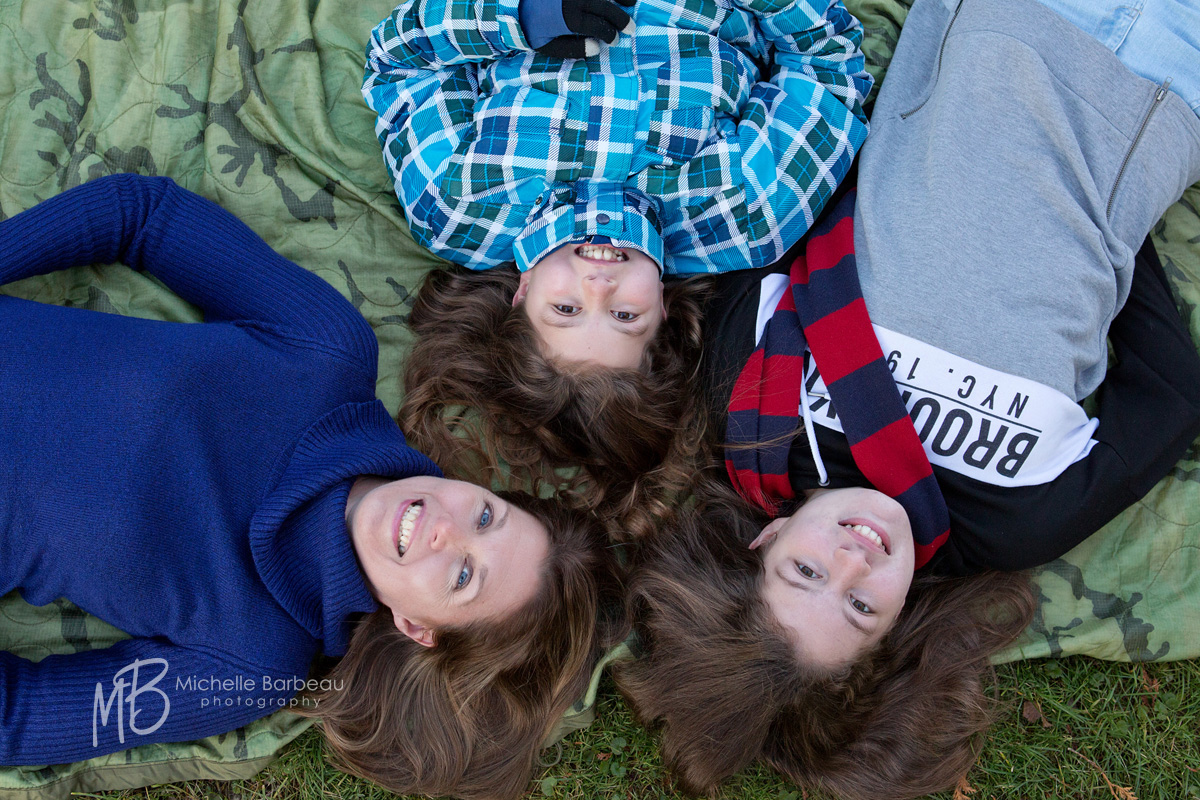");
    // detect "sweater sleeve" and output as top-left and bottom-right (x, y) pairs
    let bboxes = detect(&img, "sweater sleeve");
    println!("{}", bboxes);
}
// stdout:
(666, 0), (870, 274)
(928, 241), (1200, 575)
(0, 175), (378, 368)
(0, 638), (305, 766)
